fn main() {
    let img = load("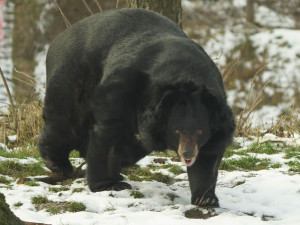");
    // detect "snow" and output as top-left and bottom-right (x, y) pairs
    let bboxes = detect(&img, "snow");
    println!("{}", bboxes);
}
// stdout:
(1, 137), (300, 225)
